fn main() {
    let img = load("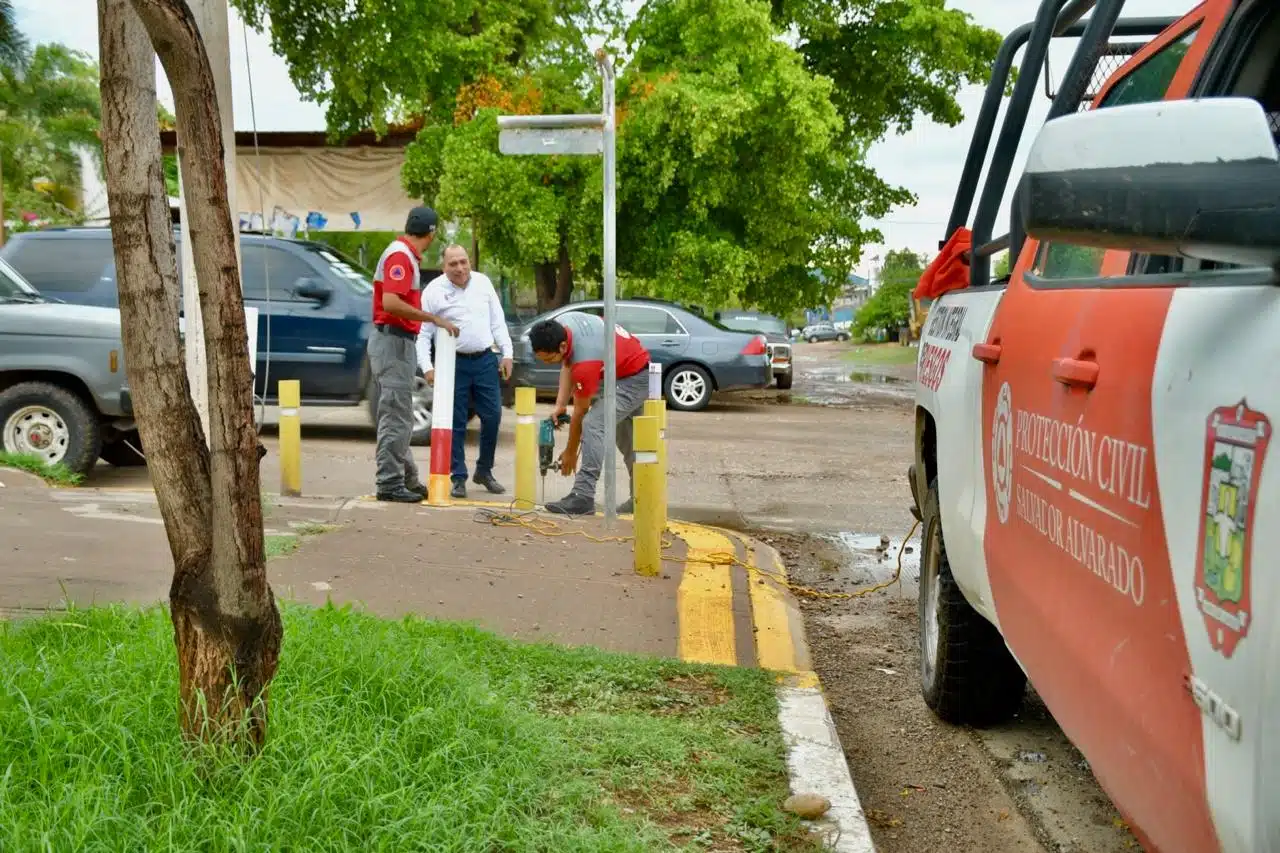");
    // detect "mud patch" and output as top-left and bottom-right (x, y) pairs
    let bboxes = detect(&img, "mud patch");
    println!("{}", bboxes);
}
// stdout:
(762, 530), (1143, 853)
